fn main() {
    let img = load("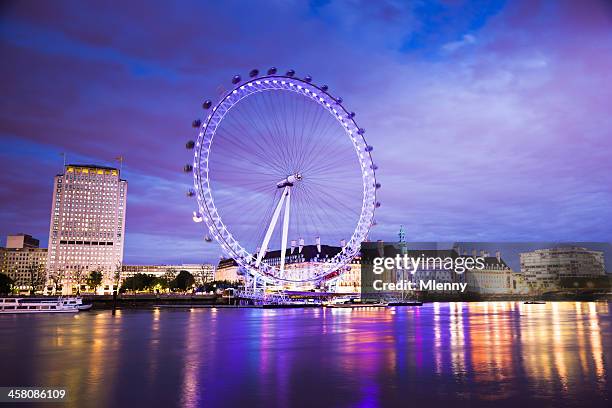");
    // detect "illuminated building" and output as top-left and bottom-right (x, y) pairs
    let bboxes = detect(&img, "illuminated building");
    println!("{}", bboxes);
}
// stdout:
(464, 251), (529, 295)
(215, 244), (362, 292)
(520, 246), (606, 290)
(46, 164), (127, 294)
(121, 264), (215, 285)
(0, 234), (47, 293)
